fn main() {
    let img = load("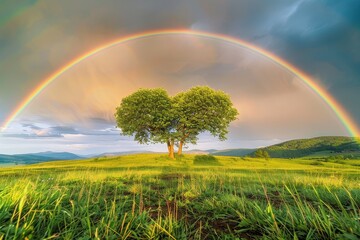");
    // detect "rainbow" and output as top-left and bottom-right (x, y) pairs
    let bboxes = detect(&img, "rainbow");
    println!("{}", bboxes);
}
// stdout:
(1, 29), (359, 137)
(0, 2), (36, 28)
